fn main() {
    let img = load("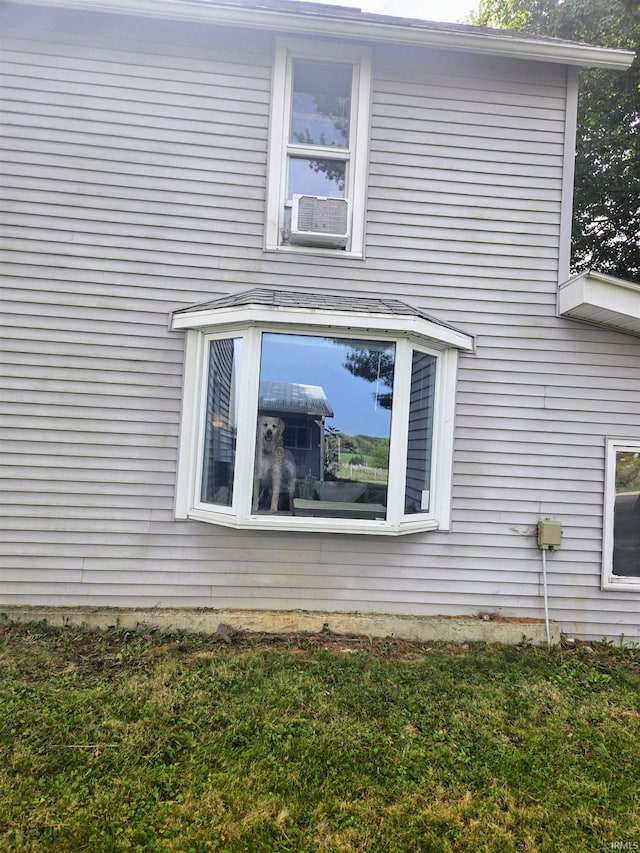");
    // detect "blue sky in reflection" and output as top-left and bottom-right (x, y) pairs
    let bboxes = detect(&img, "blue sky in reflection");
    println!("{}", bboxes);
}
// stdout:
(260, 333), (393, 437)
